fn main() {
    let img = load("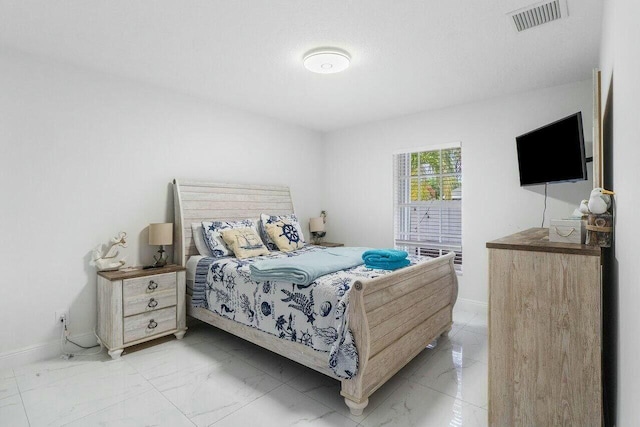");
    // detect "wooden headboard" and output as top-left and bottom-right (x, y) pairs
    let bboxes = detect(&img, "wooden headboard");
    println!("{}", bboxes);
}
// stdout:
(173, 179), (295, 266)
